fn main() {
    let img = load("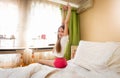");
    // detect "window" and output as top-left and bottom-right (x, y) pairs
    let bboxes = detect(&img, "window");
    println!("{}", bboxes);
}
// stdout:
(0, 1), (62, 47)
(26, 3), (62, 47)
(0, 2), (19, 47)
